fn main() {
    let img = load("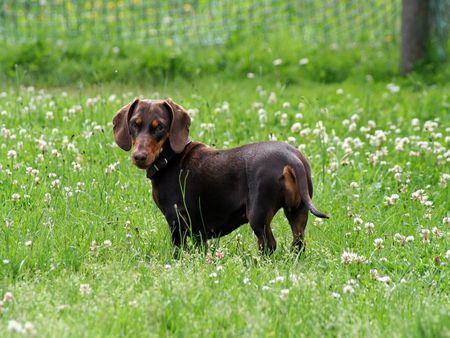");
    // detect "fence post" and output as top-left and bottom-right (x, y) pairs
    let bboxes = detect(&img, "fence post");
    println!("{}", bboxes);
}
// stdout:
(400, 0), (431, 74)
